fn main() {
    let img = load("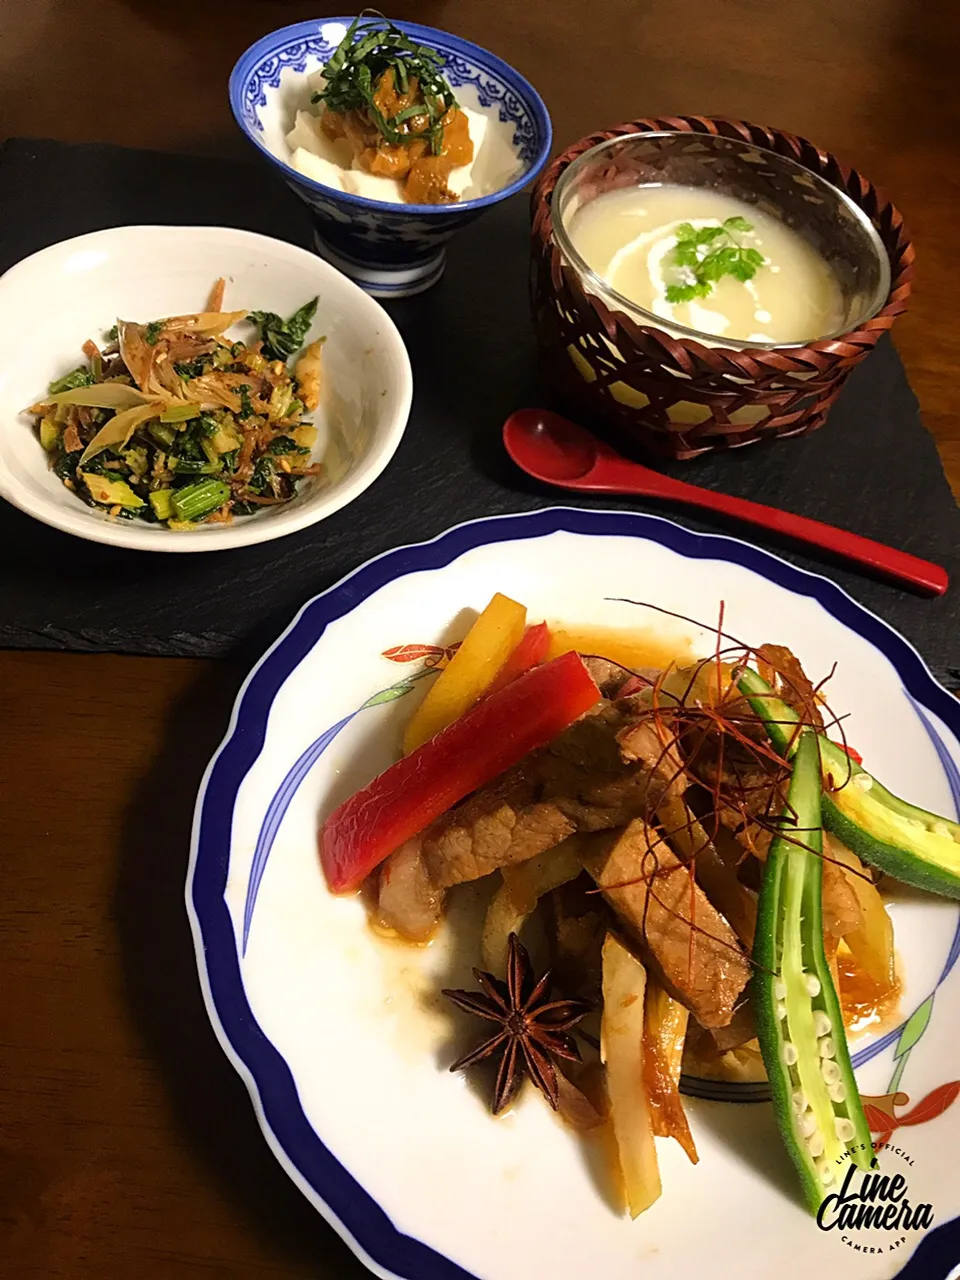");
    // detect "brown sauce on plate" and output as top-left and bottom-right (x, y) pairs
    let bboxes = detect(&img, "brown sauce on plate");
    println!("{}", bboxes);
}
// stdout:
(837, 947), (902, 1037)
